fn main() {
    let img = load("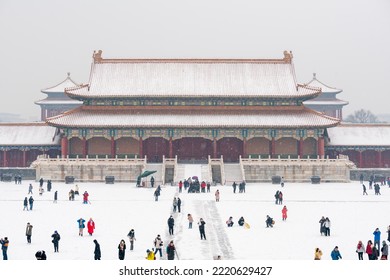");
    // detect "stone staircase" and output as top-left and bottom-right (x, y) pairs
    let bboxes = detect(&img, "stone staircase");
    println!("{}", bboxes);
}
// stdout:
(144, 163), (164, 186)
(223, 163), (243, 185)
